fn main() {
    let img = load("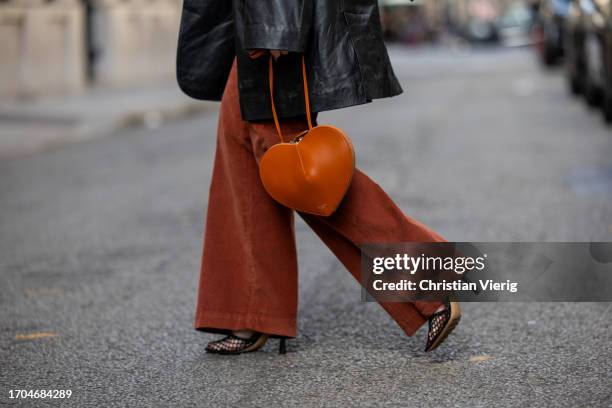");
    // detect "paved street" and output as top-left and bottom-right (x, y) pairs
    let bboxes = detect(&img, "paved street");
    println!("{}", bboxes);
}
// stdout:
(1, 46), (611, 407)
